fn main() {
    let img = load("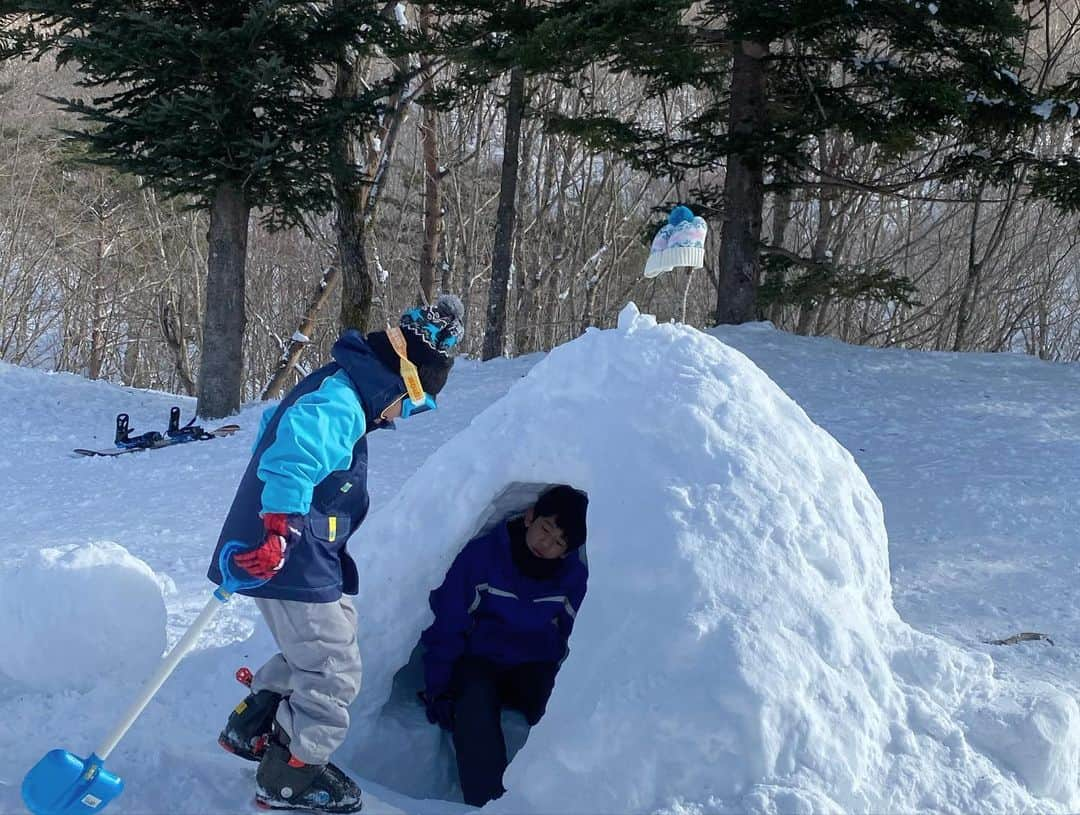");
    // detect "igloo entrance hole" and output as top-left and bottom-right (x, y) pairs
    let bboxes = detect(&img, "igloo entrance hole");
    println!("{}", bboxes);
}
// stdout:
(347, 482), (588, 804)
